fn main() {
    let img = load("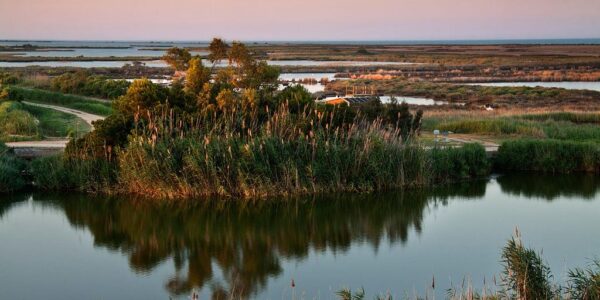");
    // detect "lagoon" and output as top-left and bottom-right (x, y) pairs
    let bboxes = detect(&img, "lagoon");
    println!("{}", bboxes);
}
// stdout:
(0, 60), (416, 68)
(1, 173), (599, 299)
